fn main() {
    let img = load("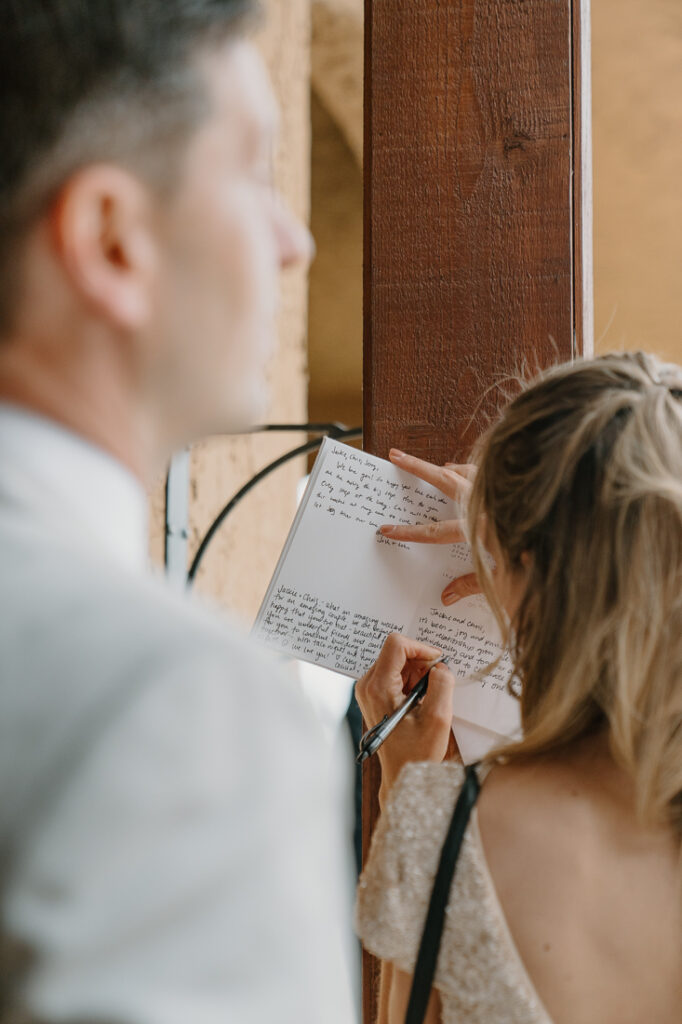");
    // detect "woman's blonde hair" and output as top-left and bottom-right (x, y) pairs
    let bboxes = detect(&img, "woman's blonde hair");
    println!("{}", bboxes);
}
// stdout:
(469, 351), (682, 838)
